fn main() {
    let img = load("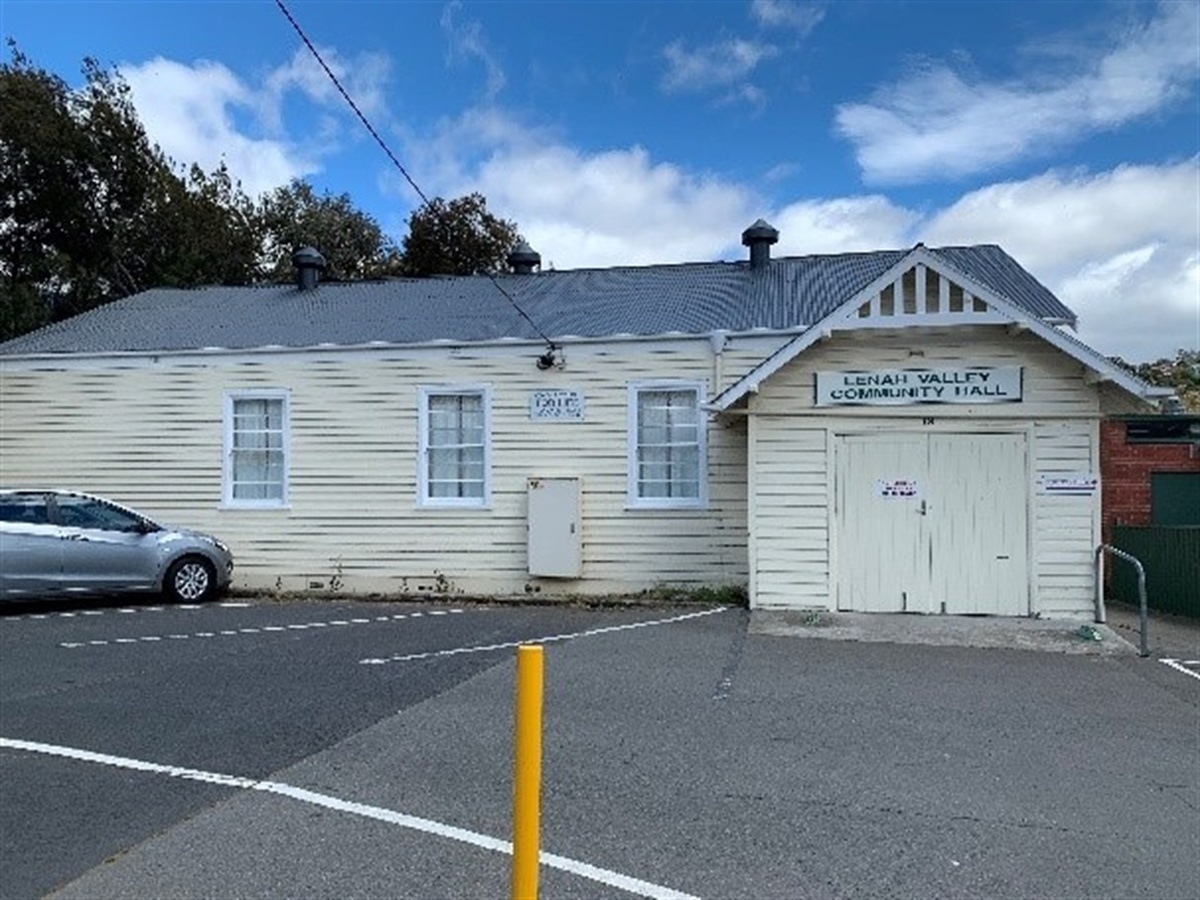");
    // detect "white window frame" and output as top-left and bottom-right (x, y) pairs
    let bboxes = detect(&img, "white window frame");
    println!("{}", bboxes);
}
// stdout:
(223, 389), (291, 508)
(418, 384), (492, 508)
(627, 380), (708, 509)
